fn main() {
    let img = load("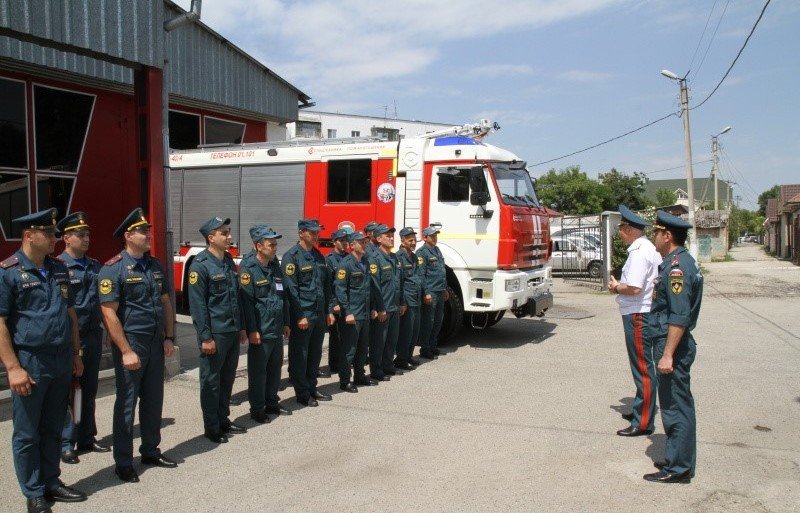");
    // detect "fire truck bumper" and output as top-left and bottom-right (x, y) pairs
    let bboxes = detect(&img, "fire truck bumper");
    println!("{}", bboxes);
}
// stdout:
(464, 266), (552, 316)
